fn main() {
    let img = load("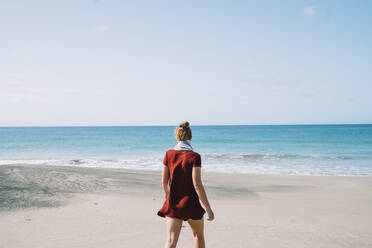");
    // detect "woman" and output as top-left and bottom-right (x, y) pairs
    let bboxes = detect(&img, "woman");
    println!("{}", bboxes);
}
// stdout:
(157, 121), (214, 248)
